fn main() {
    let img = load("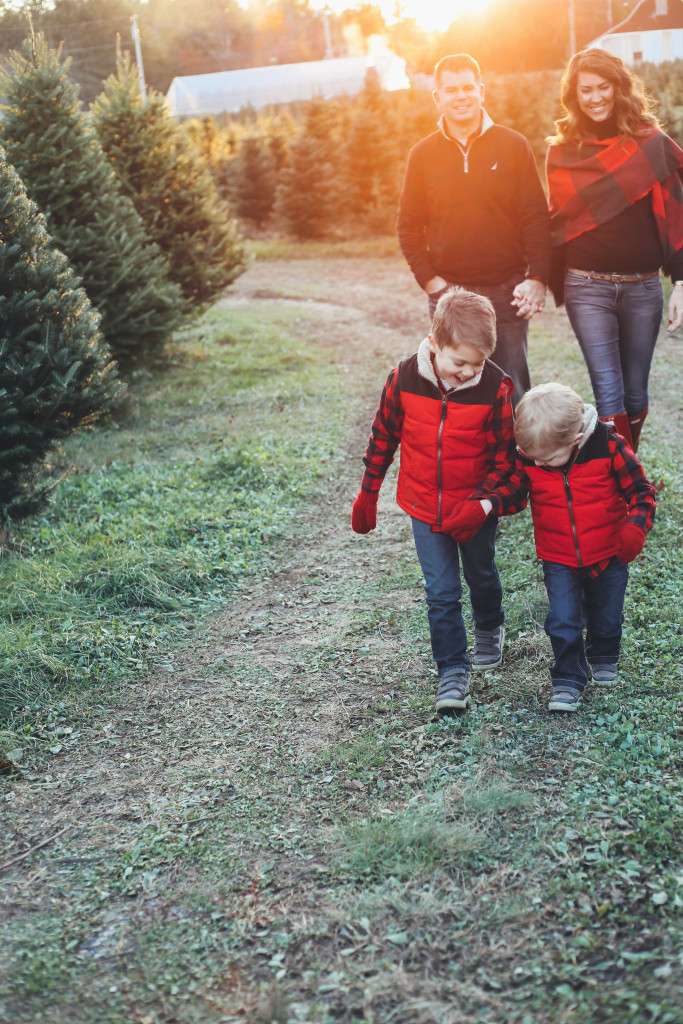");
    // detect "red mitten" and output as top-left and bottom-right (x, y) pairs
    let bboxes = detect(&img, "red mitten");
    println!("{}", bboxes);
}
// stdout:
(443, 500), (488, 542)
(351, 490), (379, 534)
(616, 522), (646, 563)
